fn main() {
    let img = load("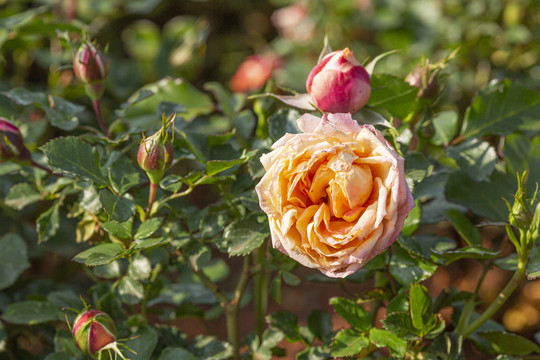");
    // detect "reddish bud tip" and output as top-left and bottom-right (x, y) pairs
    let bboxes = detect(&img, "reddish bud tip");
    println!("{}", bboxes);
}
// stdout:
(72, 309), (117, 356)
(73, 42), (109, 100)
(230, 54), (280, 93)
(0, 118), (30, 163)
(306, 48), (371, 114)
